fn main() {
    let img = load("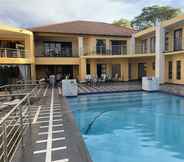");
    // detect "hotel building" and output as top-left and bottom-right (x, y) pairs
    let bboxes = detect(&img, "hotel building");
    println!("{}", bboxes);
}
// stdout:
(1, 15), (184, 85)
